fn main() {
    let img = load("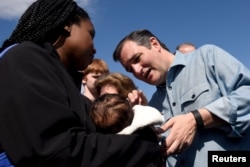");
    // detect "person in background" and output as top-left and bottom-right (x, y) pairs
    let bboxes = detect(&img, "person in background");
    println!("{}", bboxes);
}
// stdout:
(81, 58), (109, 101)
(0, 1), (166, 166)
(95, 72), (148, 105)
(112, 29), (250, 167)
(175, 42), (196, 54)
